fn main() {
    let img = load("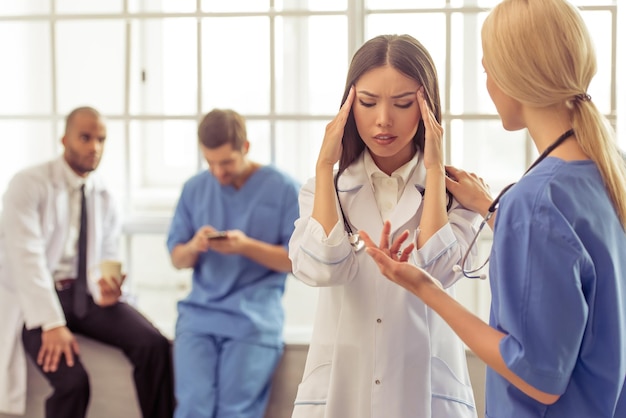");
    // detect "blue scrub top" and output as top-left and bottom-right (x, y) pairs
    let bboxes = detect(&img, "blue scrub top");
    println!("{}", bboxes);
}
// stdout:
(486, 158), (626, 417)
(167, 165), (300, 347)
